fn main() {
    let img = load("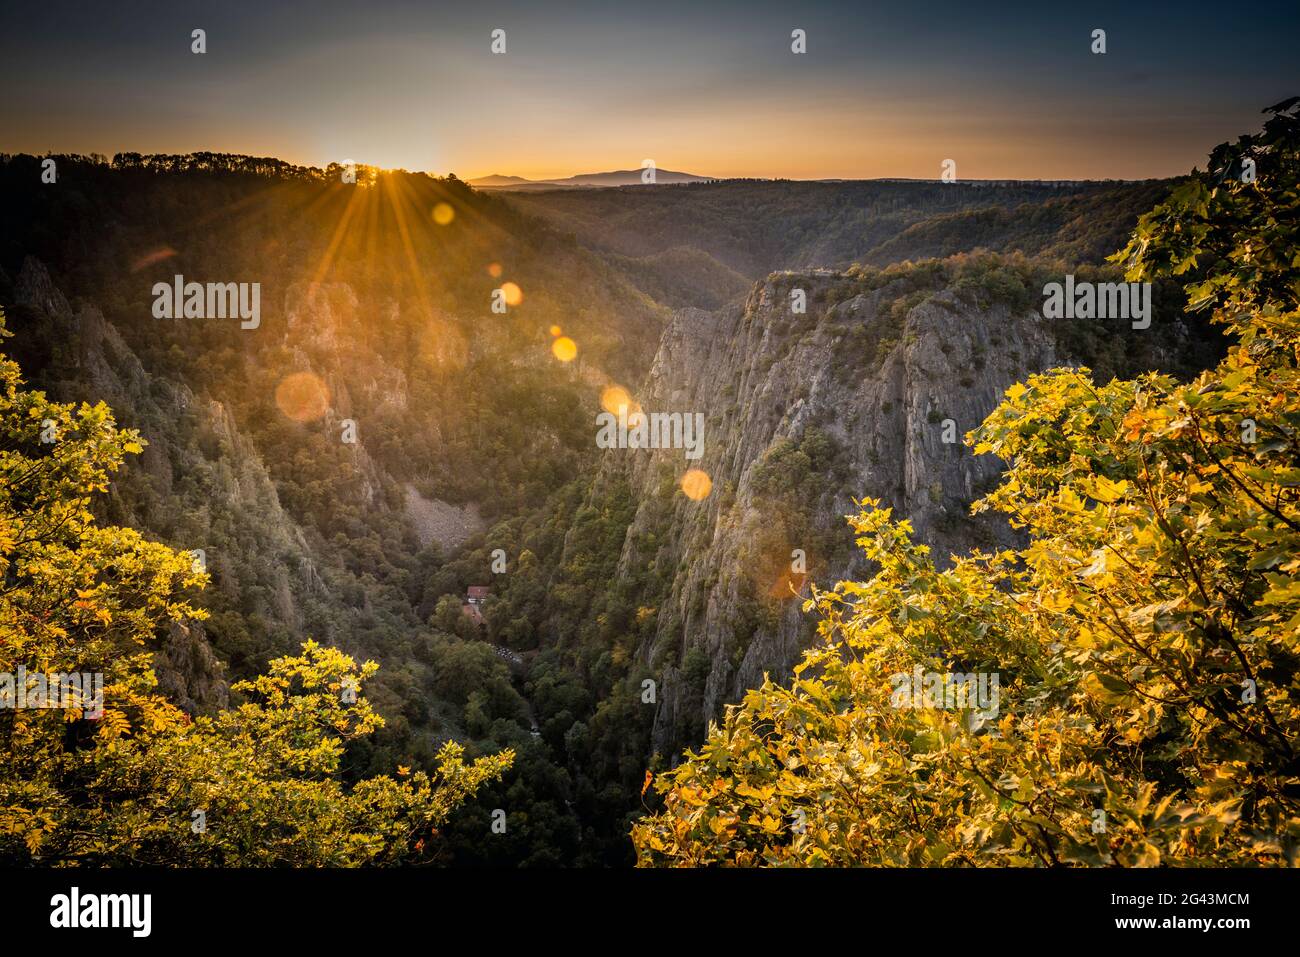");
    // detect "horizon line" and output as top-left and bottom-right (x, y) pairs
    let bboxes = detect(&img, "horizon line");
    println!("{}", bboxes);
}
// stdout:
(1, 149), (1176, 187)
